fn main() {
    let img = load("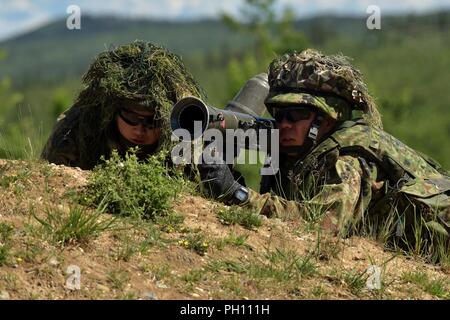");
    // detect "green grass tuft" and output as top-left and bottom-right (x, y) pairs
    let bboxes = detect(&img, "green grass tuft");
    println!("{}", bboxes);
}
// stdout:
(216, 206), (262, 230)
(32, 204), (116, 246)
(402, 271), (449, 299)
